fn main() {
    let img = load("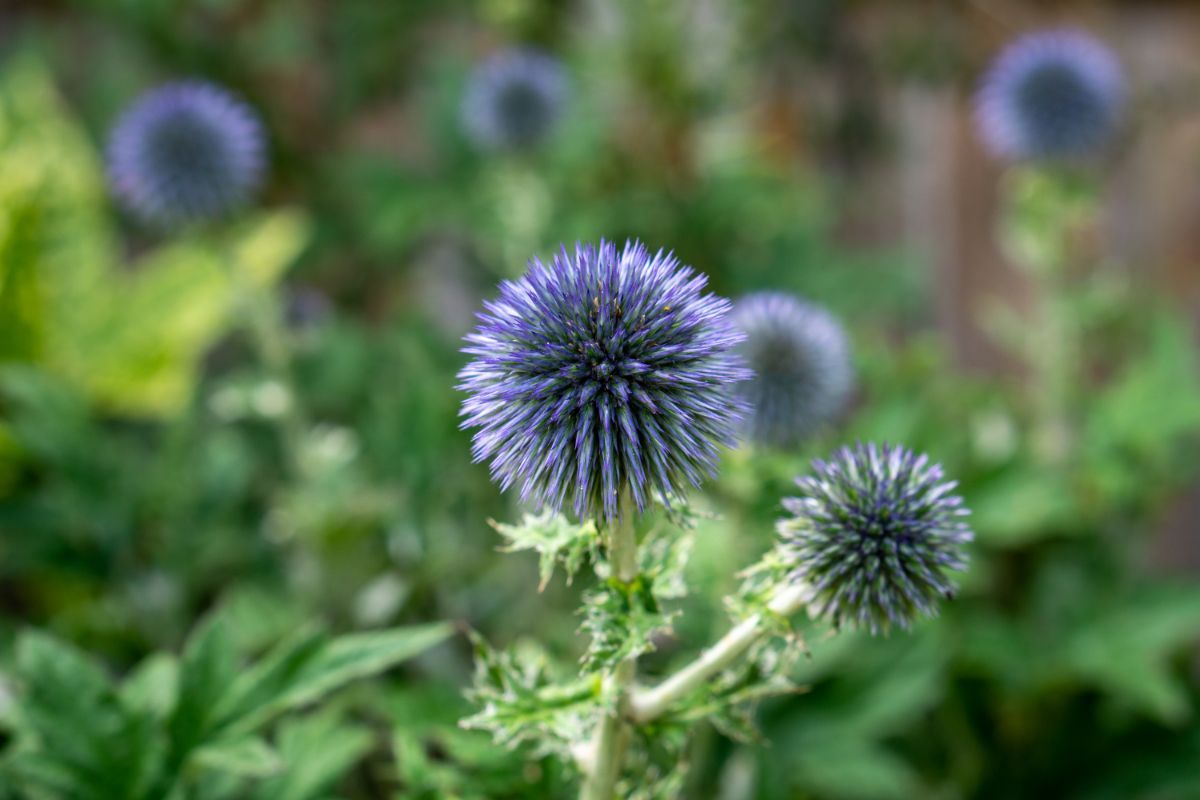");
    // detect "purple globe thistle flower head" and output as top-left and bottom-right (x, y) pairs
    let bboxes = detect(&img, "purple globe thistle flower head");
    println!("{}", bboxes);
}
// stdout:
(459, 241), (750, 521)
(779, 443), (972, 634)
(108, 81), (266, 227)
(461, 49), (568, 151)
(731, 292), (853, 448)
(975, 30), (1125, 161)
